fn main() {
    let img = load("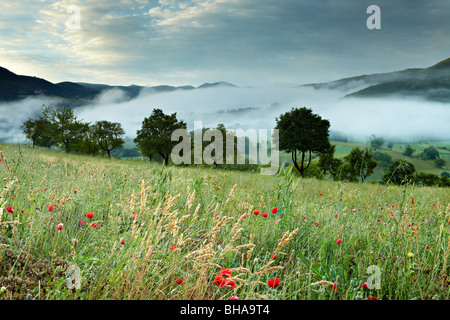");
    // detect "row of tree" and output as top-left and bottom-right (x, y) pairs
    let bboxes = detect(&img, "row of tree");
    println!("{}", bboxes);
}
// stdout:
(23, 106), (125, 158)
